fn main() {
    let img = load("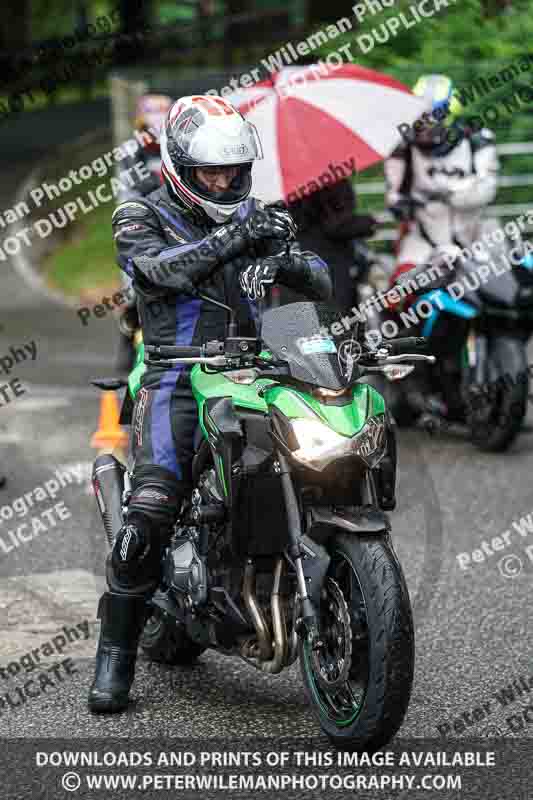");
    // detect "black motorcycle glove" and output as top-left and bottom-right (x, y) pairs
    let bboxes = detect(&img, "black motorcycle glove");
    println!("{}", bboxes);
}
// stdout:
(242, 205), (297, 245)
(239, 244), (332, 303)
(239, 256), (280, 300)
(278, 243), (333, 302)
